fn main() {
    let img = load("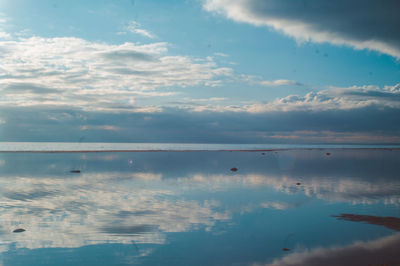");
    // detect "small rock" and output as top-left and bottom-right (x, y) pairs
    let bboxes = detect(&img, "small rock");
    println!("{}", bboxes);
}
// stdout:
(230, 167), (238, 172)
(296, 182), (301, 185)
(282, 248), (290, 251)
(326, 152), (331, 156)
(13, 228), (25, 233)
(261, 152), (265, 155)
(70, 170), (81, 173)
